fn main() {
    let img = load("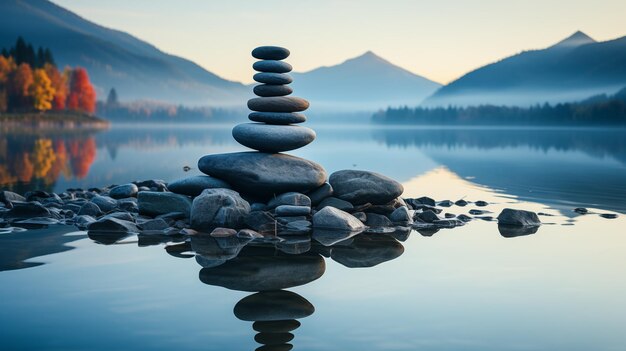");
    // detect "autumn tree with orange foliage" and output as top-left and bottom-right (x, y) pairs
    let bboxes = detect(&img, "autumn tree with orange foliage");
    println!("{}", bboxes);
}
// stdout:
(30, 69), (56, 111)
(8, 63), (33, 111)
(67, 68), (96, 114)
(44, 63), (67, 110)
